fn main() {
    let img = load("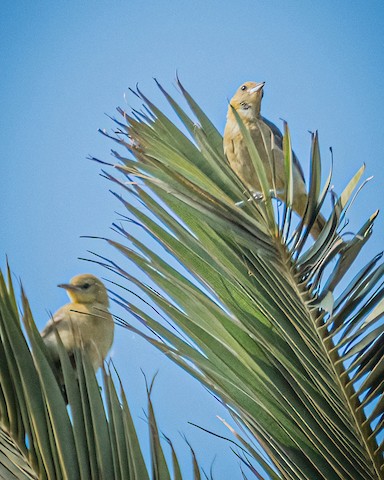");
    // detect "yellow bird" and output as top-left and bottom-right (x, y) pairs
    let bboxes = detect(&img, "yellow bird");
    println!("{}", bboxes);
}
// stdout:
(224, 81), (325, 238)
(41, 274), (114, 375)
